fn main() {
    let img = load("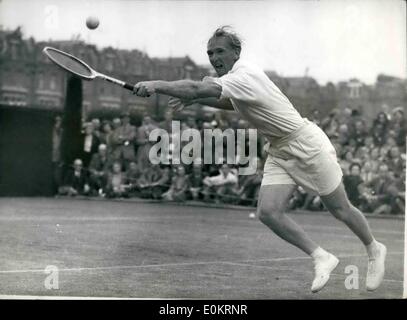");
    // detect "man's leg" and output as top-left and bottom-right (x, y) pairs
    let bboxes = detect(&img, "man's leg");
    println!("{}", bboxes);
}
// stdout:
(321, 182), (387, 291)
(257, 184), (318, 254)
(258, 184), (339, 292)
